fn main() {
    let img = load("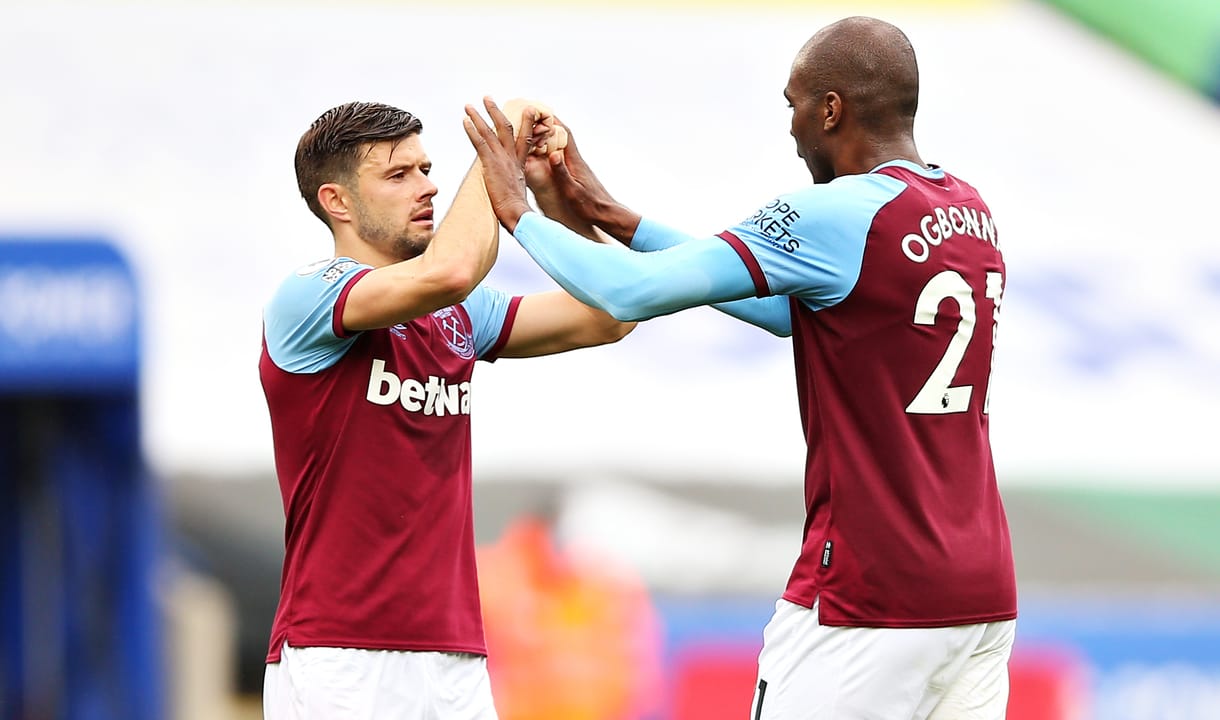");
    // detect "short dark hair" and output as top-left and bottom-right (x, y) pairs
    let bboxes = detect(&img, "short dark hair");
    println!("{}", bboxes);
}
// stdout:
(294, 102), (424, 225)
